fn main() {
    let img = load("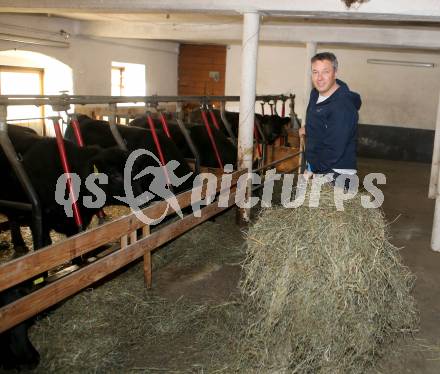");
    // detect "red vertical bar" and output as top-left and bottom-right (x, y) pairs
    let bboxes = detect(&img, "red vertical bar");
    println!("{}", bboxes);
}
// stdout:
(70, 116), (106, 220)
(53, 119), (83, 229)
(70, 118), (84, 147)
(159, 112), (172, 139)
(201, 110), (223, 169)
(208, 109), (220, 130)
(260, 102), (265, 115)
(146, 114), (171, 186)
(270, 103), (274, 116)
(254, 125), (262, 158)
(281, 101), (286, 117)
